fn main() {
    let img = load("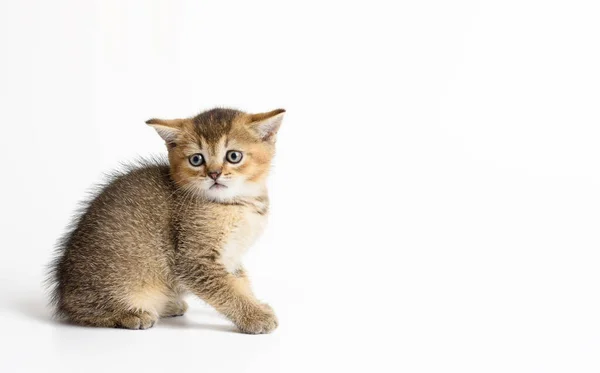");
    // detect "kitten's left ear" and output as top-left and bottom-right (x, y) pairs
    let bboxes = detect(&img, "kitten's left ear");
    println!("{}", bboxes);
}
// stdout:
(145, 118), (184, 143)
(248, 109), (285, 143)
